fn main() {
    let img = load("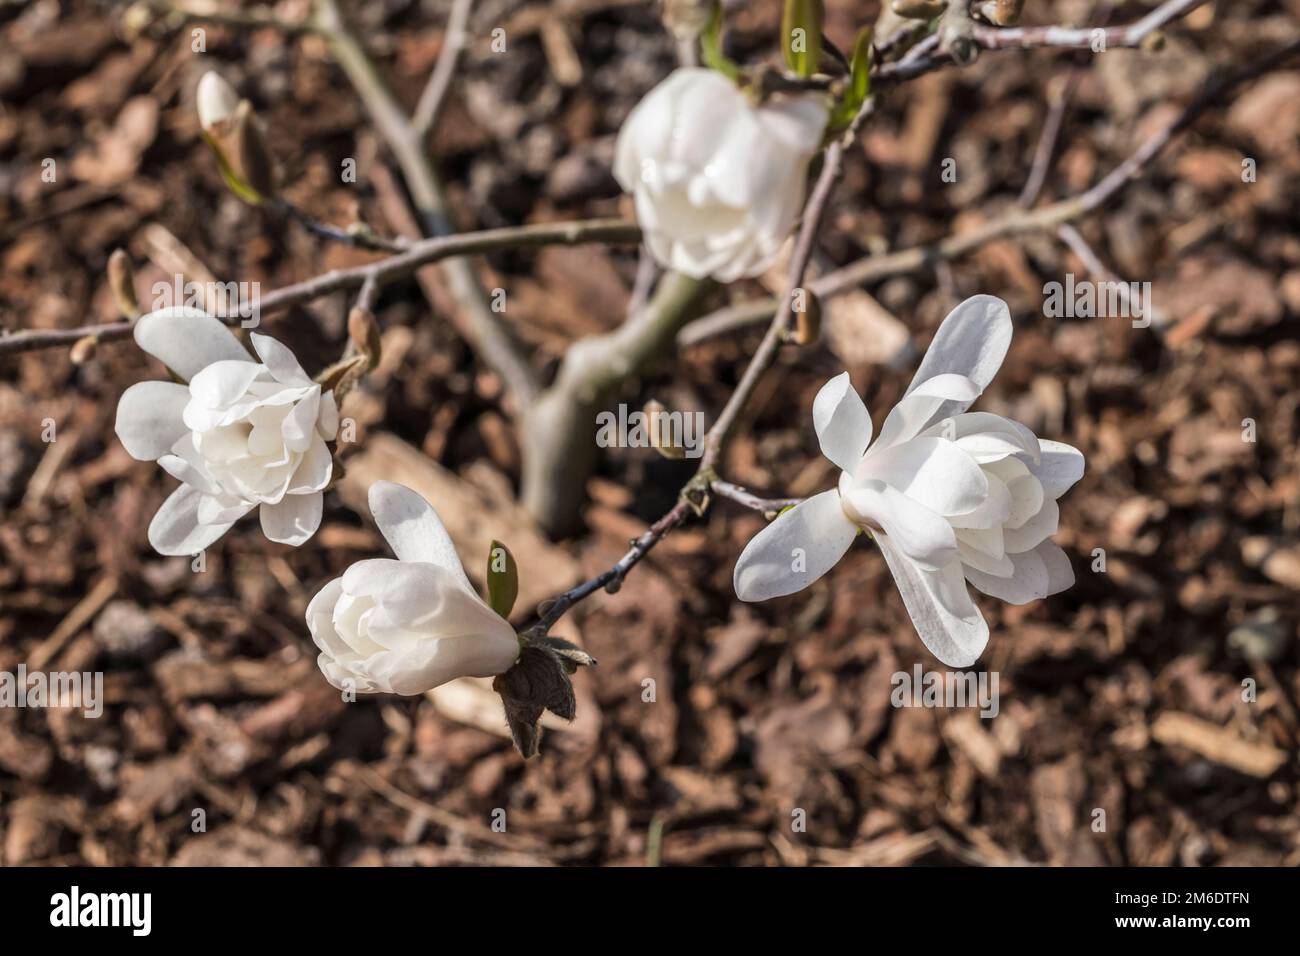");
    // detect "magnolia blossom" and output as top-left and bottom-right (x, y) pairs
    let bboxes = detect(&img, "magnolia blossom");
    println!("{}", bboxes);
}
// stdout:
(115, 307), (337, 555)
(733, 295), (1085, 667)
(306, 481), (521, 695)
(613, 67), (828, 282)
